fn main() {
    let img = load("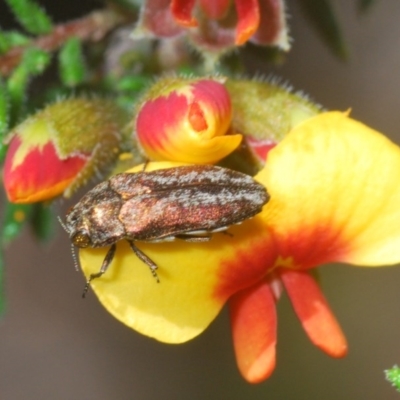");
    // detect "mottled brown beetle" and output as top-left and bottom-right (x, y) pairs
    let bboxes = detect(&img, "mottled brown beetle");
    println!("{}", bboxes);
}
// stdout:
(63, 165), (269, 296)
